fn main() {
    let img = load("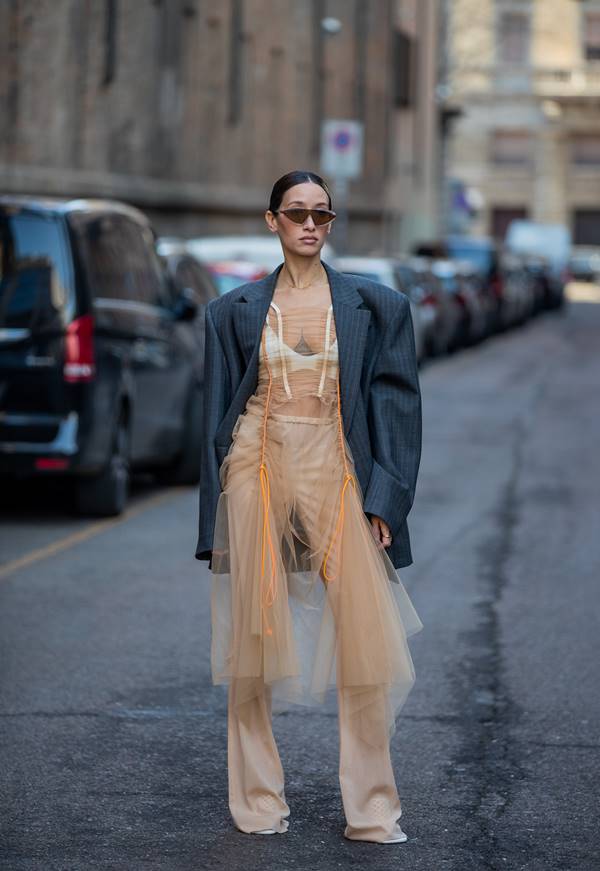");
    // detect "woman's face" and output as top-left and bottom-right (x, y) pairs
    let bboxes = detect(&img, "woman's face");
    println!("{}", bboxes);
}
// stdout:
(265, 182), (333, 257)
